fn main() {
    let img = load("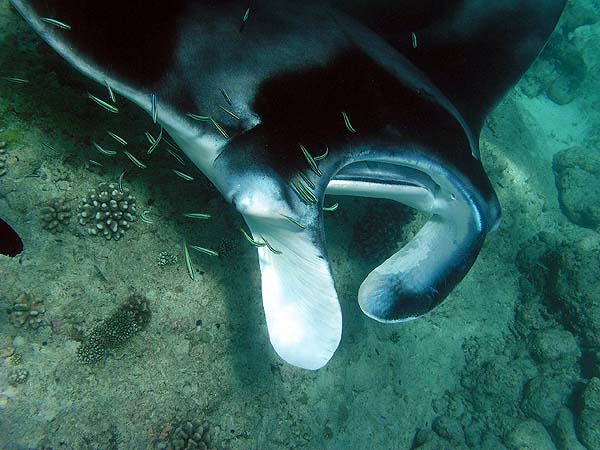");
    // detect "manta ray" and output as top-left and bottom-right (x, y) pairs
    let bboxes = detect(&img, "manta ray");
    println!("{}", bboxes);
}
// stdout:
(9, 0), (565, 369)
